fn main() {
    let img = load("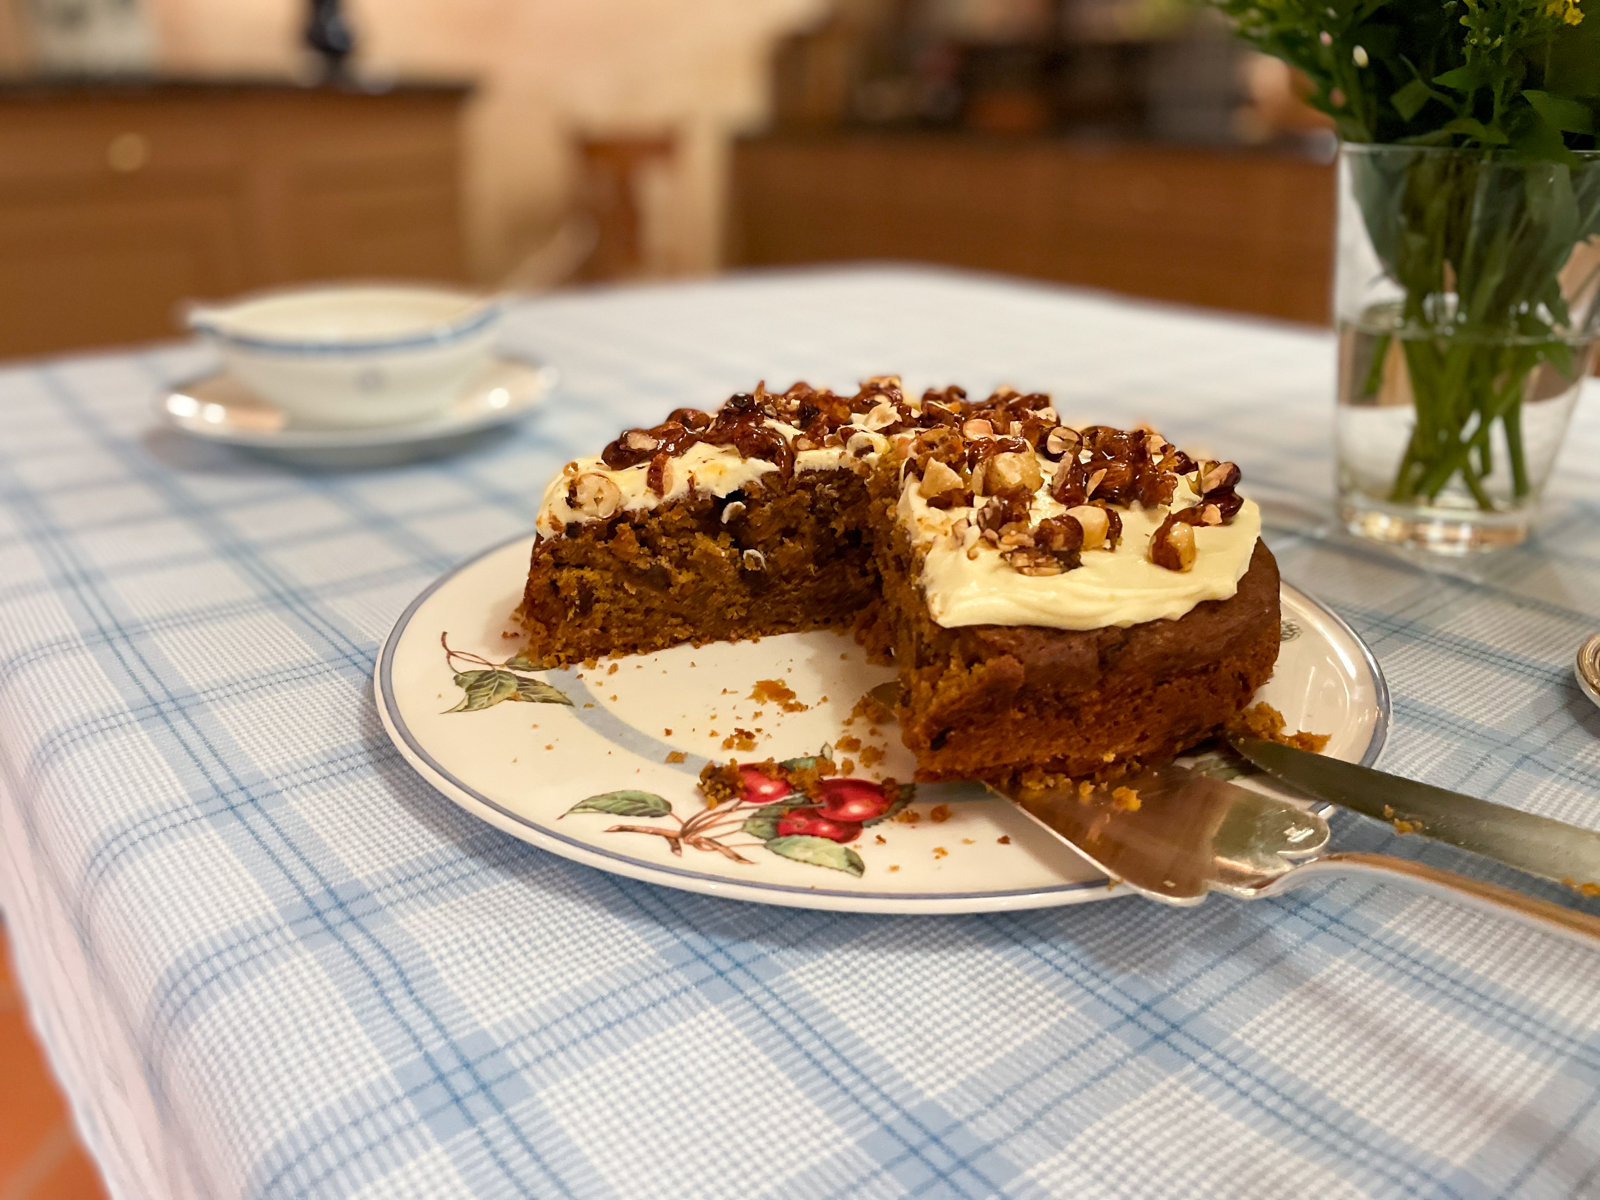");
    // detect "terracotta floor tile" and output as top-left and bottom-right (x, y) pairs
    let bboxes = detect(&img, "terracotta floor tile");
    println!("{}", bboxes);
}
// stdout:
(0, 923), (108, 1200)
